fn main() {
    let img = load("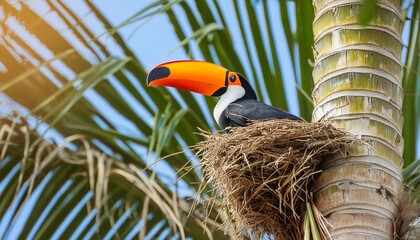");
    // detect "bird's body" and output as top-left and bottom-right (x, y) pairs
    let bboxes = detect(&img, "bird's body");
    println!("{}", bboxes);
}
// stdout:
(218, 98), (301, 129)
(212, 74), (301, 129)
(147, 60), (301, 130)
